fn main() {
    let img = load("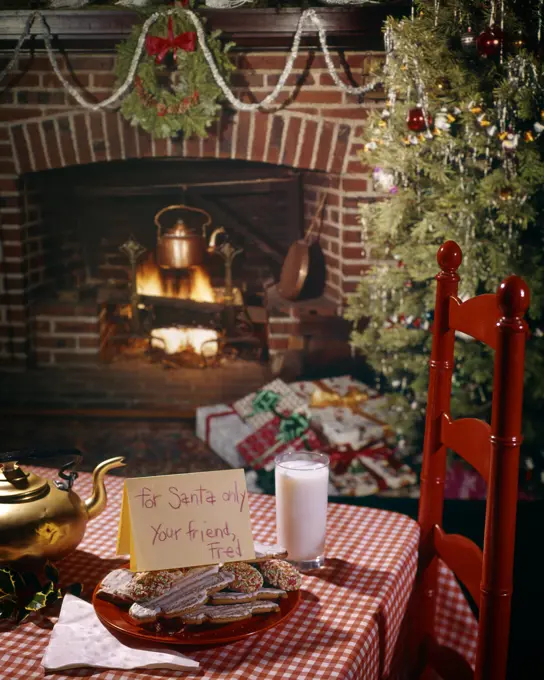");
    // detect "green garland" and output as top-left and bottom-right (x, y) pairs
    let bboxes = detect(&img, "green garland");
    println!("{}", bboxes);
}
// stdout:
(115, 9), (235, 140)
